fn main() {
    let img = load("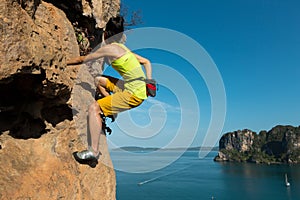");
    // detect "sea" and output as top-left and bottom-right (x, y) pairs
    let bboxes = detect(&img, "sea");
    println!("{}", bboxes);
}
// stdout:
(110, 150), (300, 200)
